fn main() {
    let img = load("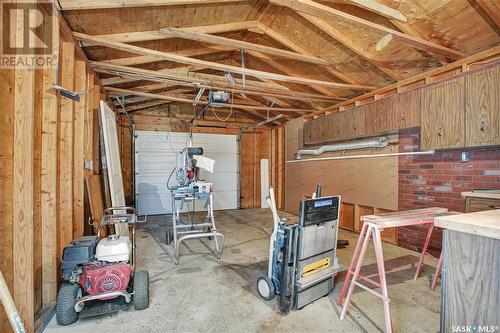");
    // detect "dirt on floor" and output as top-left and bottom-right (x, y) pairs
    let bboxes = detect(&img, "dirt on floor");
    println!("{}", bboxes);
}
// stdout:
(44, 209), (441, 333)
